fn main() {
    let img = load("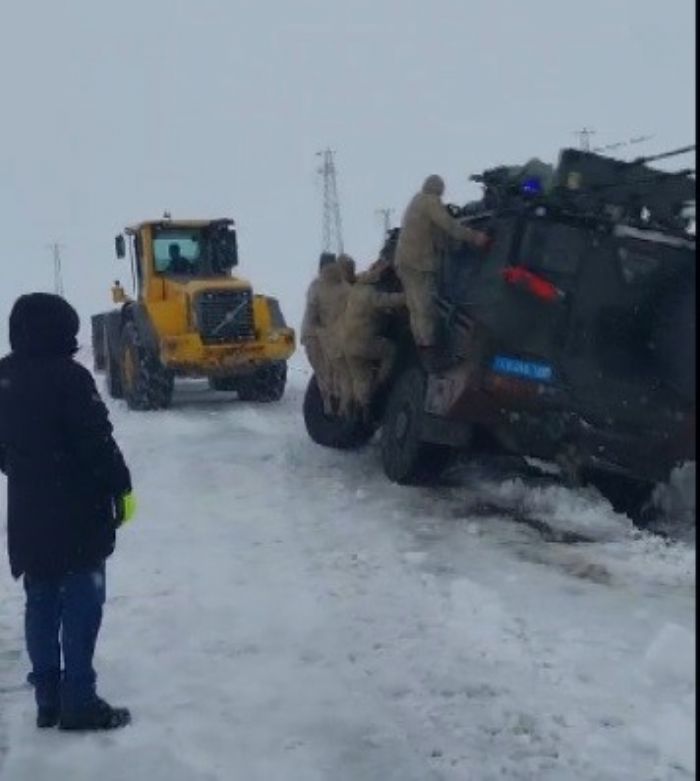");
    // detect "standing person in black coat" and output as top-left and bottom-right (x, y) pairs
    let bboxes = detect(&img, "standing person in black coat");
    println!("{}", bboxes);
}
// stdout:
(0, 293), (134, 731)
